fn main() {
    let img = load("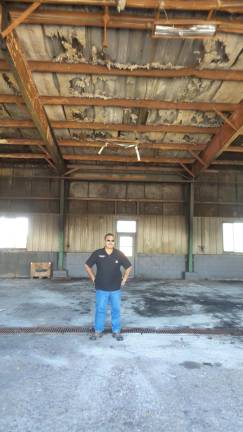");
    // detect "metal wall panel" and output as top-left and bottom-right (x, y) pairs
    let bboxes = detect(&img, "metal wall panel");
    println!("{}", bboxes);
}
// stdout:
(192, 217), (243, 255)
(65, 215), (114, 252)
(137, 215), (187, 254)
(27, 214), (59, 251)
